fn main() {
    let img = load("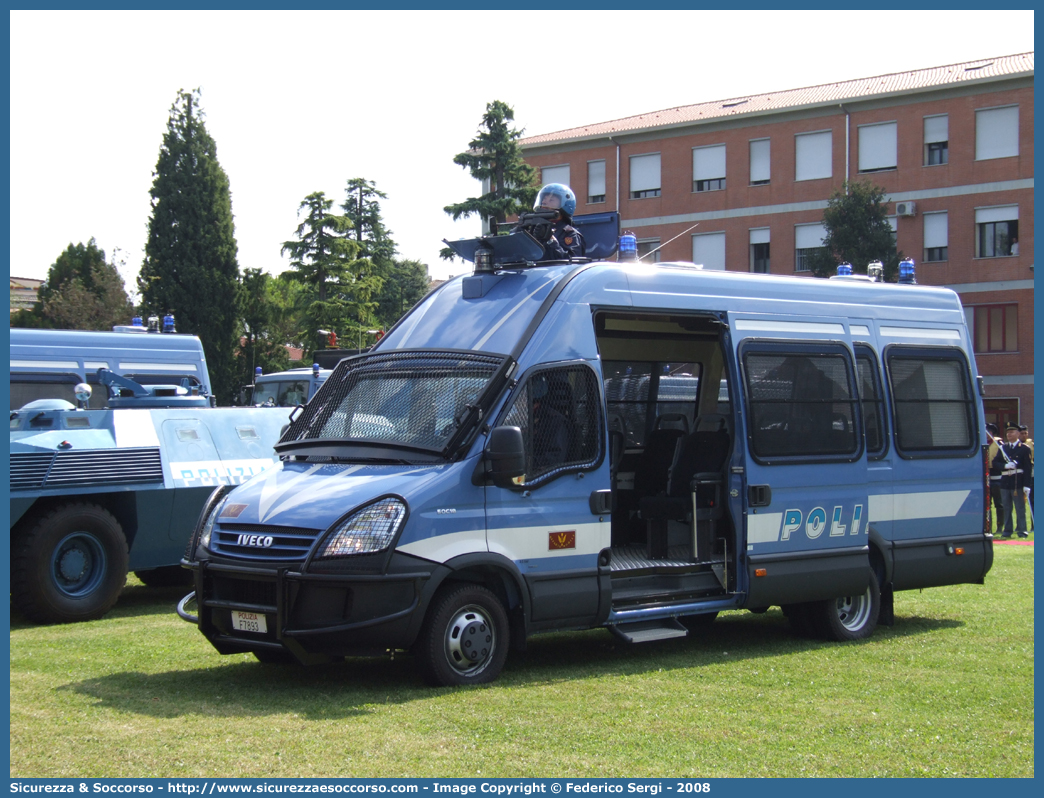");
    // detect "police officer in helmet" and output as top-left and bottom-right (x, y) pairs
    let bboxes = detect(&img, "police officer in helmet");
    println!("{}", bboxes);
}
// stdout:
(518, 183), (585, 261)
